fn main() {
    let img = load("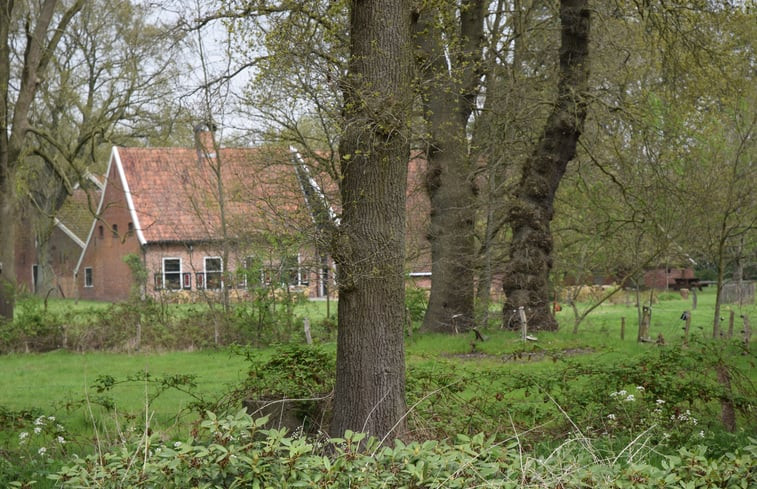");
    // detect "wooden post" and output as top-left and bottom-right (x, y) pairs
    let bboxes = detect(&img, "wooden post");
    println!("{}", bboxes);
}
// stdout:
(518, 306), (527, 342)
(303, 317), (312, 345)
(727, 310), (735, 339)
(682, 310), (691, 346)
(743, 315), (751, 353)
(638, 306), (651, 342)
(620, 317), (625, 340)
(691, 287), (697, 310)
